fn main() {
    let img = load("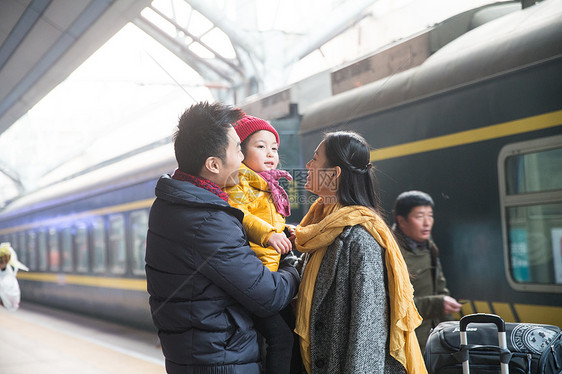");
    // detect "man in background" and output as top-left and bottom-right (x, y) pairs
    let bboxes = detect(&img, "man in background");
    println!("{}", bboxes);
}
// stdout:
(392, 190), (462, 353)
